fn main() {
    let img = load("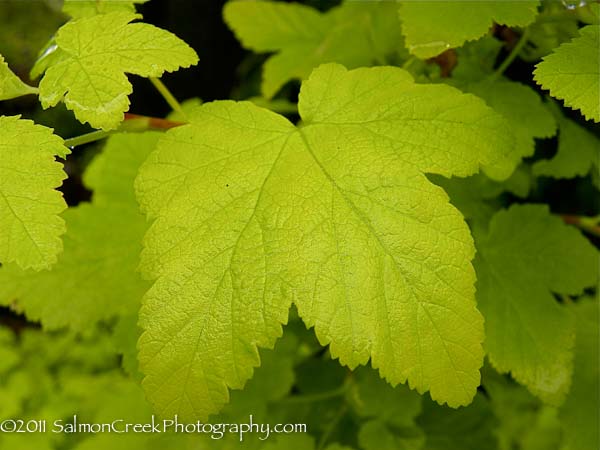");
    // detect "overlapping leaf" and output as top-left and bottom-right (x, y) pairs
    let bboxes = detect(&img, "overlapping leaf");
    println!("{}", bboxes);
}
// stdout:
(0, 133), (156, 330)
(224, 0), (403, 98)
(560, 299), (599, 450)
(135, 63), (518, 420)
(0, 54), (37, 100)
(37, 12), (198, 130)
(533, 103), (600, 179)
(534, 25), (600, 122)
(474, 204), (598, 404)
(399, 1), (540, 58)
(62, 0), (150, 18)
(0, 116), (68, 270)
